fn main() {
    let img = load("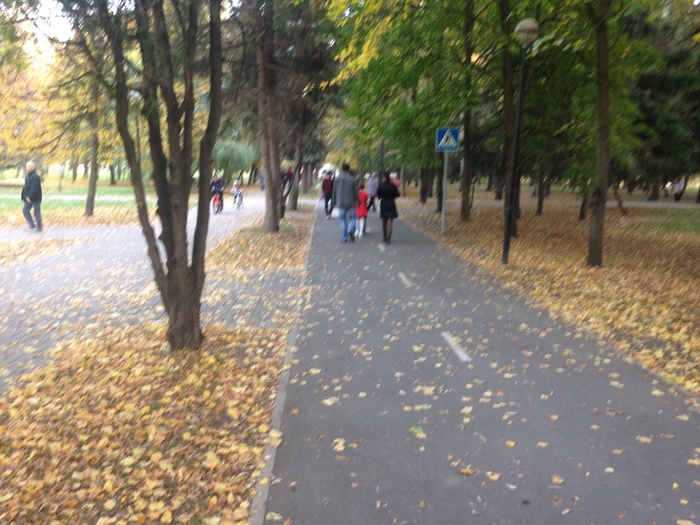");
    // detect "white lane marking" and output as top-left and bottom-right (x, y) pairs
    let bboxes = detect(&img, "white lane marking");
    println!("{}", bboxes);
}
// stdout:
(378, 243), (386, 252)
(441, 331), (472, 362)
(398, 272), (412, 288)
